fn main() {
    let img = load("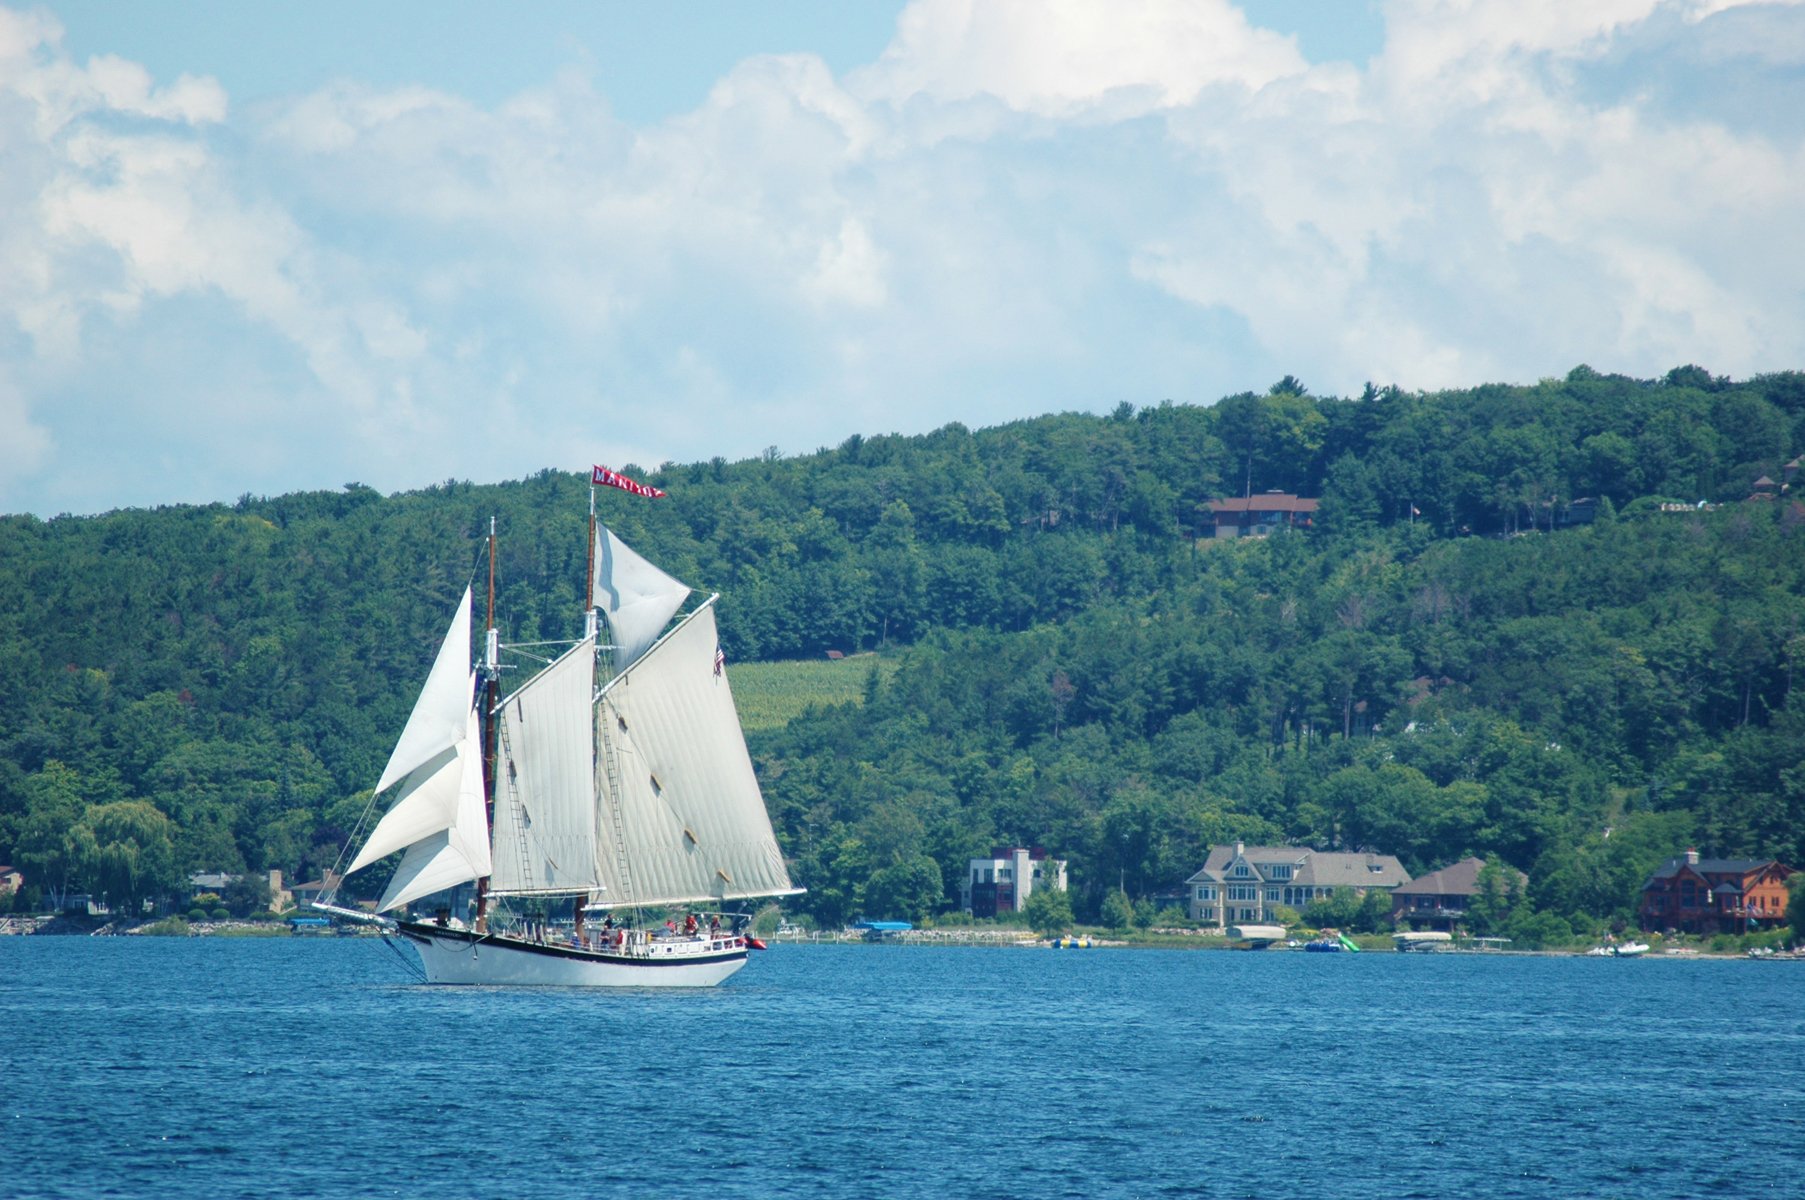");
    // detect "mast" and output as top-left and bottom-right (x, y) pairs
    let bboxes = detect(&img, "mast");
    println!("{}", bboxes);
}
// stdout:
(578, 485), (597, 939)
(475, 517), (500, 932)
